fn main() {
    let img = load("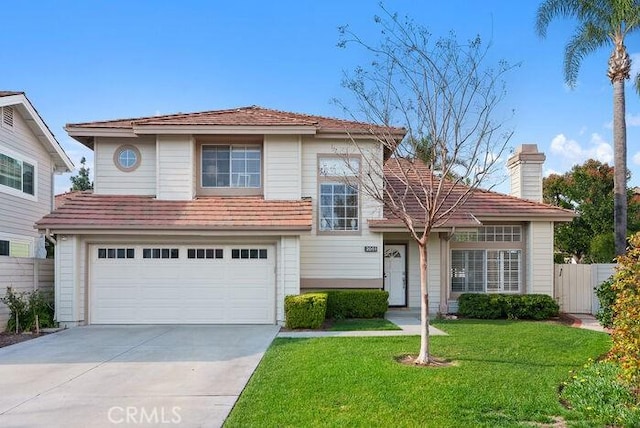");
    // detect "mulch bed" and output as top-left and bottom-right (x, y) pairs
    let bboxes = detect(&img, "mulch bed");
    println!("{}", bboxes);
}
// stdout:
(0, 332), (48, 348)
